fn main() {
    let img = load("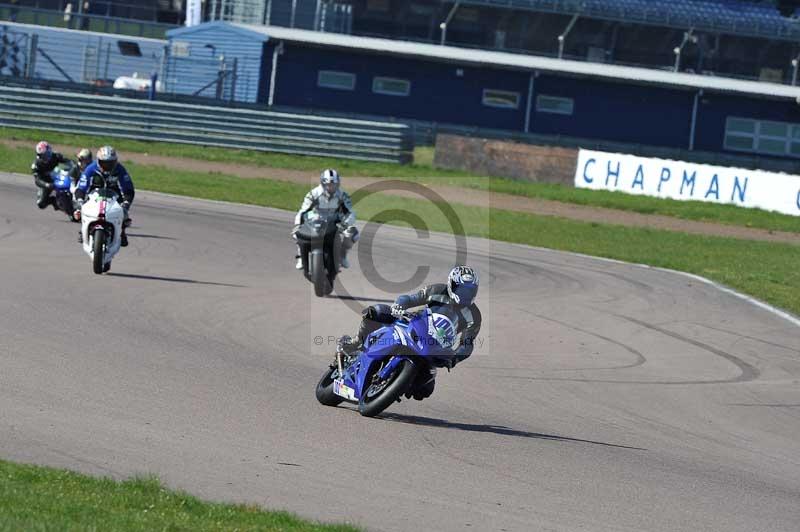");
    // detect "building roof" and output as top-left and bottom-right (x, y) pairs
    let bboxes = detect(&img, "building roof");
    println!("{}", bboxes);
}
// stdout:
(167, 21), (269, 42)
(228, 22), (800, 102)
